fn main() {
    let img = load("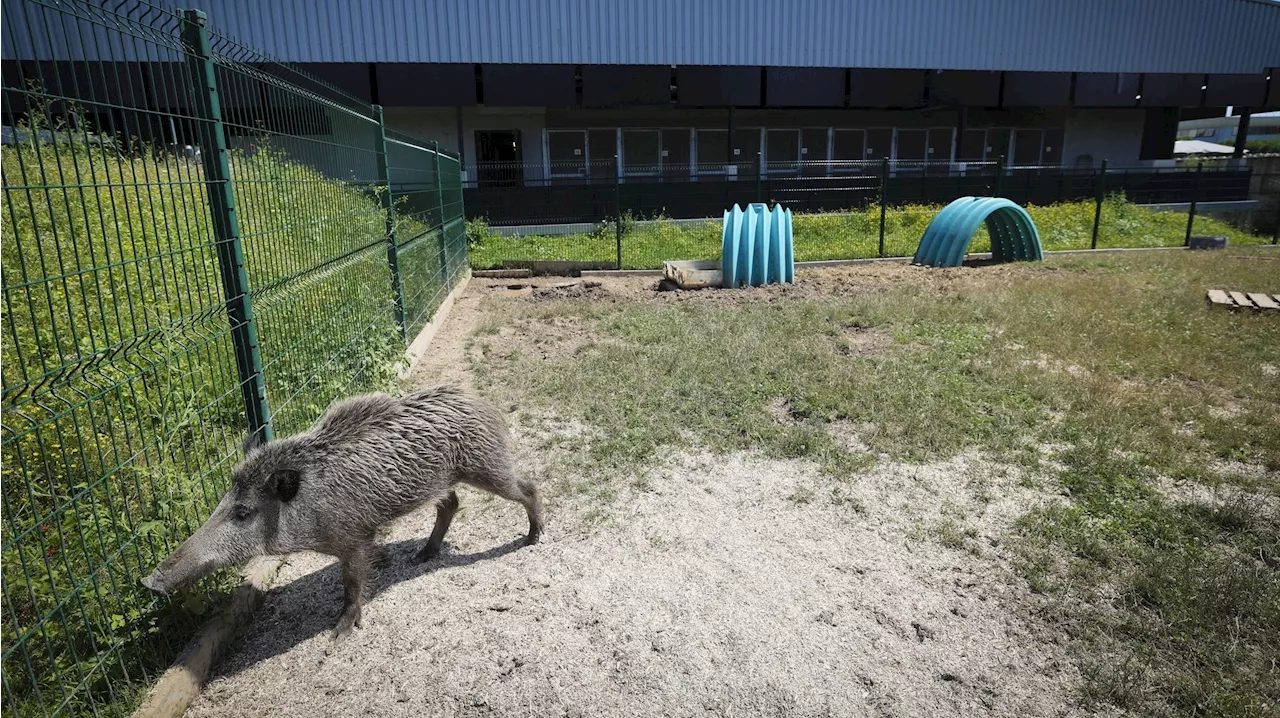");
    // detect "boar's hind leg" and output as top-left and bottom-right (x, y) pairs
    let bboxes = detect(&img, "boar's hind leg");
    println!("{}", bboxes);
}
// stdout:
(462, 466), (543, 547)
(415, 490), (460, 563)
(332, 541), (374, 642)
